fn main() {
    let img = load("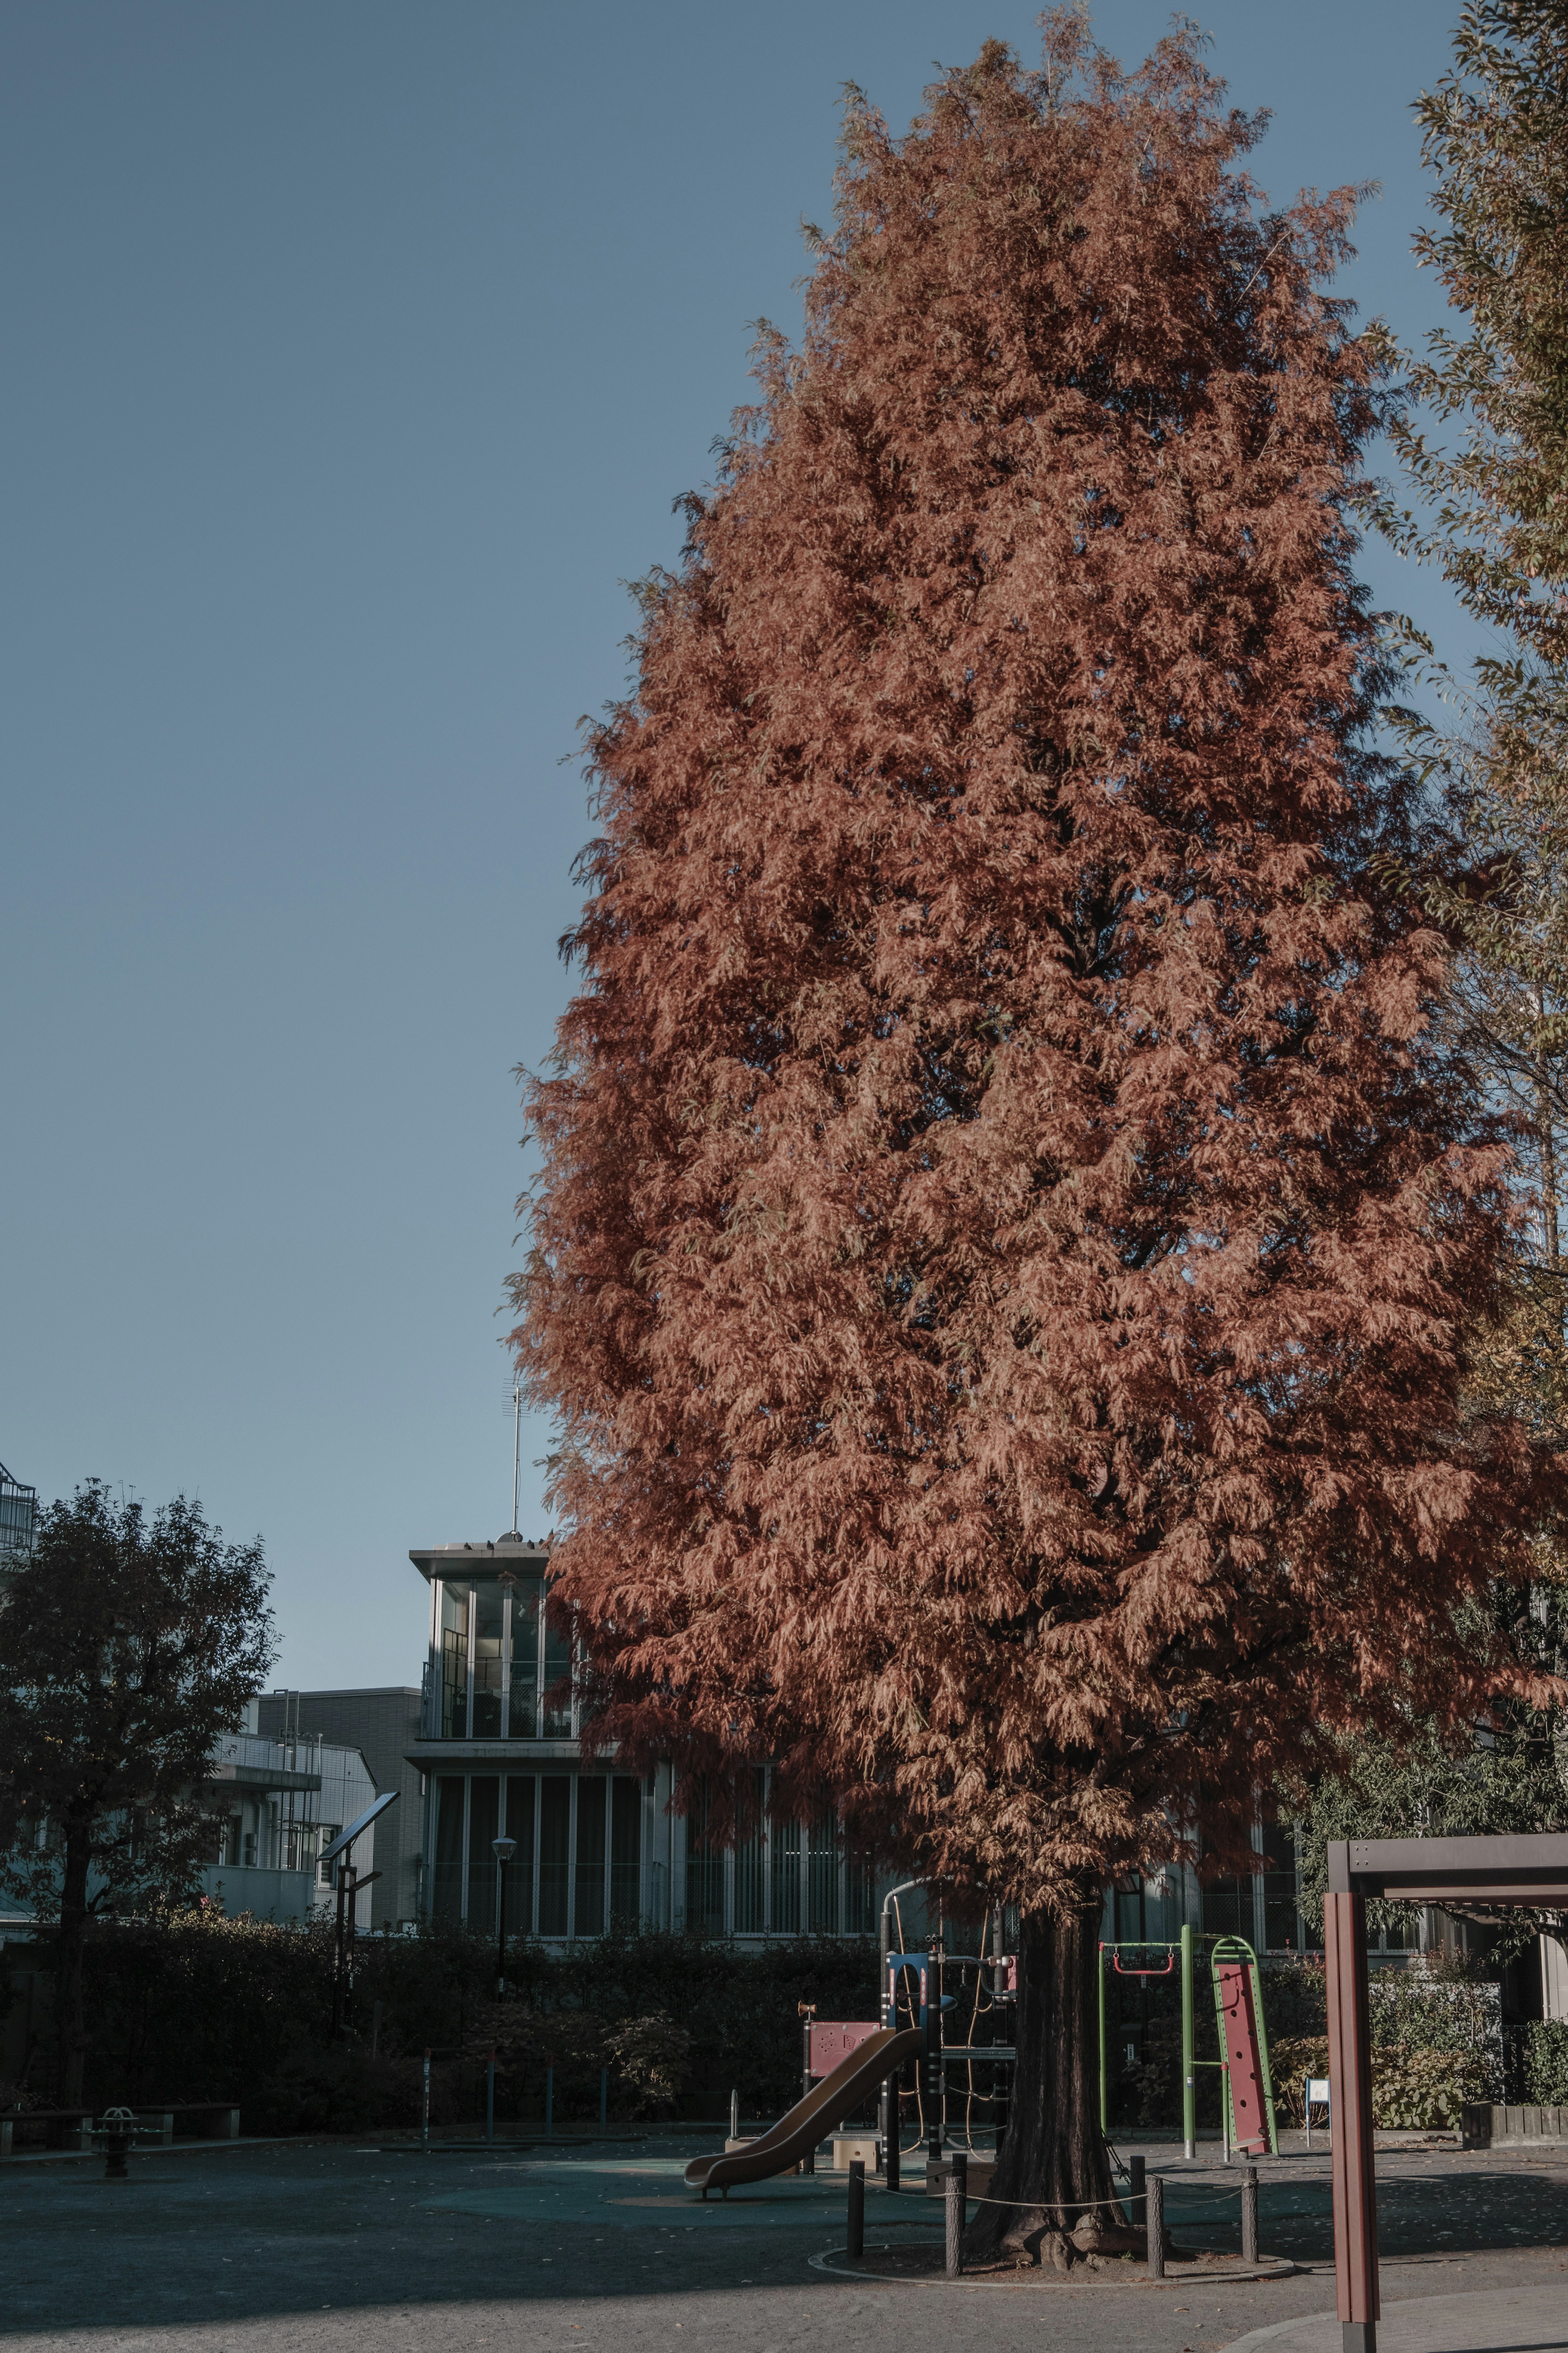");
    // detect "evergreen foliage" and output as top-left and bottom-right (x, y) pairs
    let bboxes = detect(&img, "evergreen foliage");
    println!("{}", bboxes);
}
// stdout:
(513, 13), (1561, 2255)
(4, 1910), (877, 2133)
